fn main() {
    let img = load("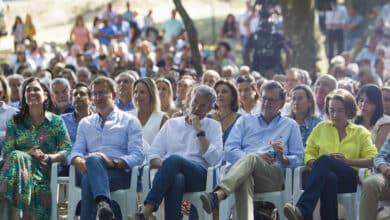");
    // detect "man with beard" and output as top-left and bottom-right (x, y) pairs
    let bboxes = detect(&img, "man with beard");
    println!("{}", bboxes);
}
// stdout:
(51, 78), (74, 115)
